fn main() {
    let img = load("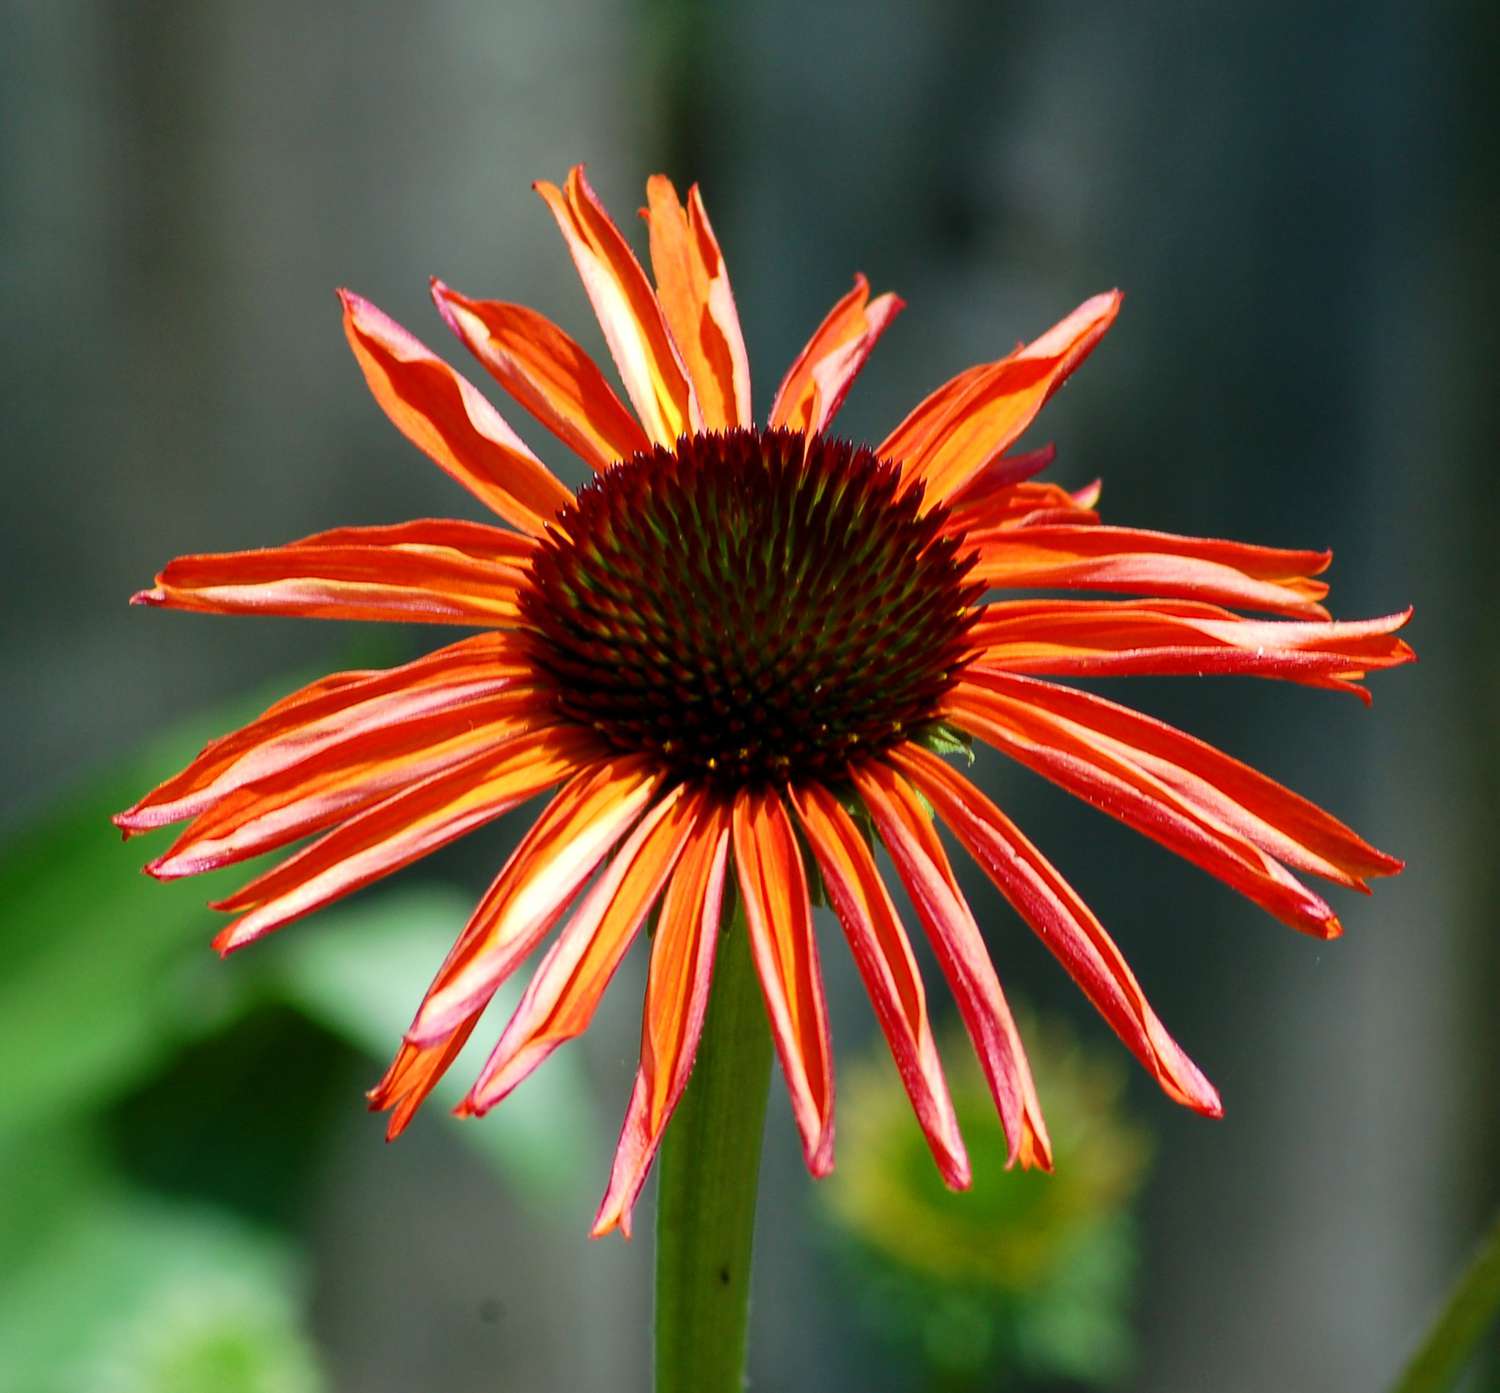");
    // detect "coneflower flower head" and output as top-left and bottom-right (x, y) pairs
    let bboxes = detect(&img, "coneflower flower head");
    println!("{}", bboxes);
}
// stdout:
(117, 167), (1413, 1237)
